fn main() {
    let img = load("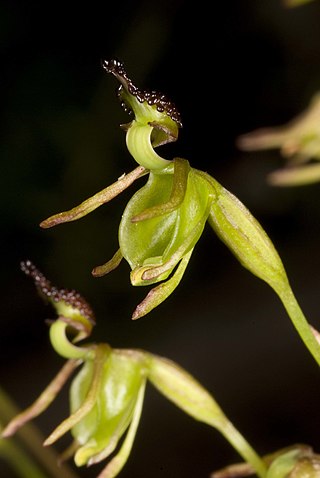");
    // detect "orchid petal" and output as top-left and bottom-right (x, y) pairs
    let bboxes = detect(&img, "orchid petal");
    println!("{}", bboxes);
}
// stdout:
(40, 166), (147, 228)
(2, 360), (80, 438)
(132, 249), (193, 320)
